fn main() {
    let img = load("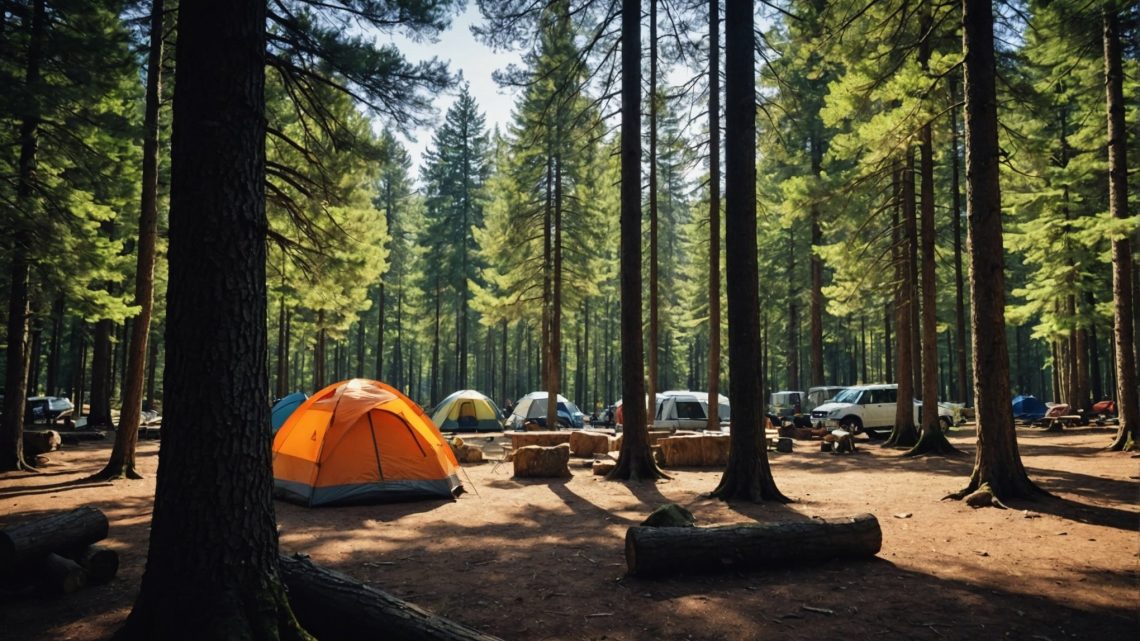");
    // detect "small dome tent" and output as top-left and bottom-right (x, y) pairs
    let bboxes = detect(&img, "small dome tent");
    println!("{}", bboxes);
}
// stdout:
(271, 392), (308, 433)
(272, 379), (462, 506)
(1012, 394), (1047, 421)
(431, 390), (503, 432)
